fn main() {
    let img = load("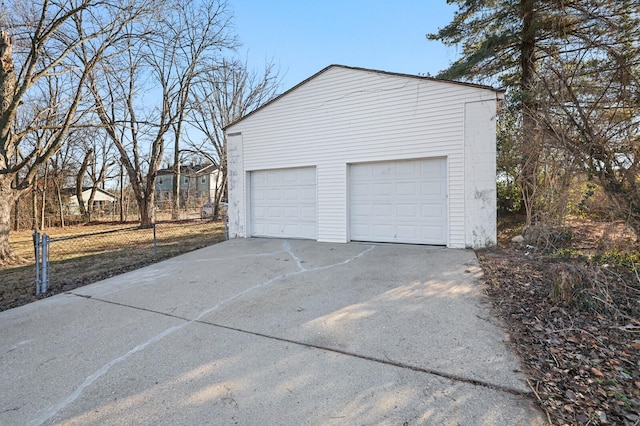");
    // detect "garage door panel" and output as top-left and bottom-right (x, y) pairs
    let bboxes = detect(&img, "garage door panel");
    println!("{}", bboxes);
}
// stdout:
(421, 225), (445, 240)
(396, 225), (419, 239)
(371, 163), (392, 177)
(351, 223), (368, 235)
(419, 162), (444, 178)
(422, 204), (446, 218)
(251, 167), (316, 239)
(283, 206), (299, 217)
(350, 166), (370, 179)
(372, 223), (394, 237)
(283, 188), (298, 200)
(265, 223), (282, 234)
(396, 182), (418, 196)
(301, 206), (316, 218)
(373, 183), (393, 197)
(421, 181), (445, 196)
(396, 161), (418, 176)
(350, 159), (447, 245)
(298, 223), (316, 236)
(300, 187), (316, 201)
(351, 183), (370, 198)
(396, 204), (418, 218)
(373, 203), (393, 217)
(266, 206), (282, 218)
(297, 167), (316, 181)
(264, 173), (280, 185)
(266, 188), (281, 201)
(351, 203), (371, 216)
